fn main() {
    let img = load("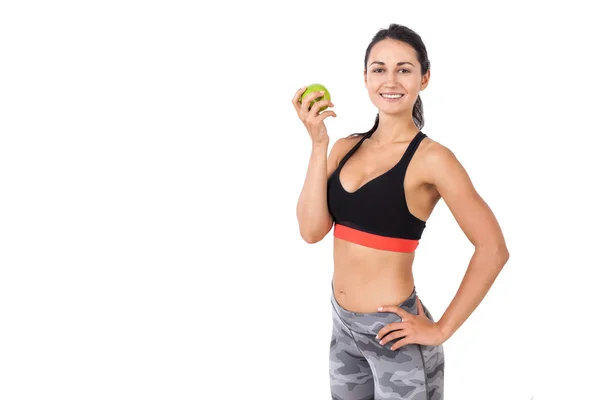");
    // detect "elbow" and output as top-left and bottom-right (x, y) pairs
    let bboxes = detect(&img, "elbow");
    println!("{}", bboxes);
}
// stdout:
(303, 236), (321, 244)
(497, 241), (510, 263)
(494, 245), (510, 267)
(297, 215), (333, 244)
(299, 222), (331, 244)
(475, 243), (510, 267)
(503, 247), (510, 261)
(300, 230), (325, 244)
